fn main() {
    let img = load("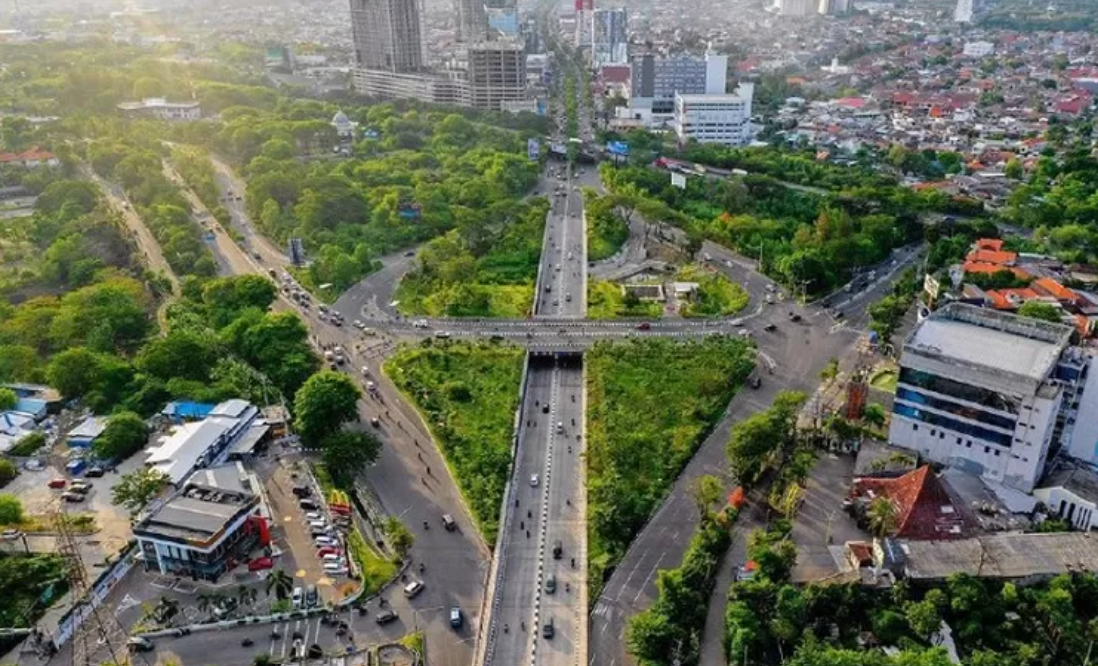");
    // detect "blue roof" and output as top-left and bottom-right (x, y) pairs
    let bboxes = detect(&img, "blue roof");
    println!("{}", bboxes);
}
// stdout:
(162, 401), (216, 420)
(15, 398), (47, 416)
